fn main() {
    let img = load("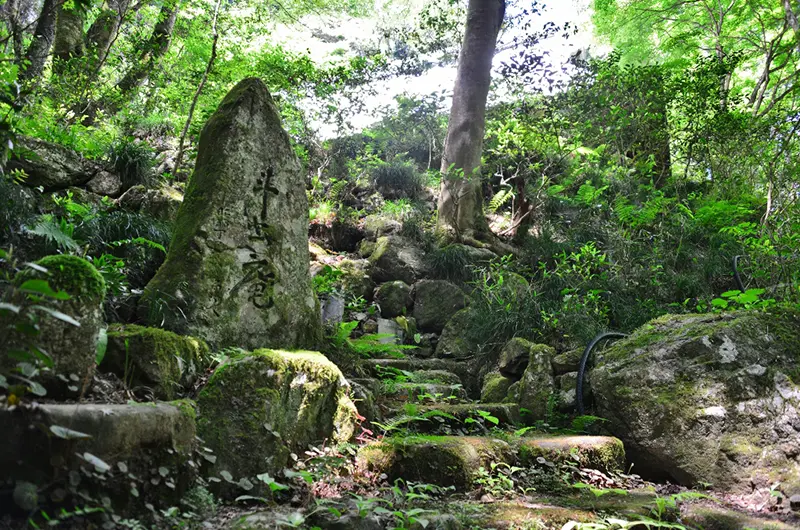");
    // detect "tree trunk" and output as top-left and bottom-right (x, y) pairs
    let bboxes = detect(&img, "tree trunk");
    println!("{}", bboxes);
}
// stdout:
(52, 2), (86, 74)
(115, 0), (179, 98)
(19, 0), (57, 83)
(437, 0), (505, 237)
(86, 0), (129, 69)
